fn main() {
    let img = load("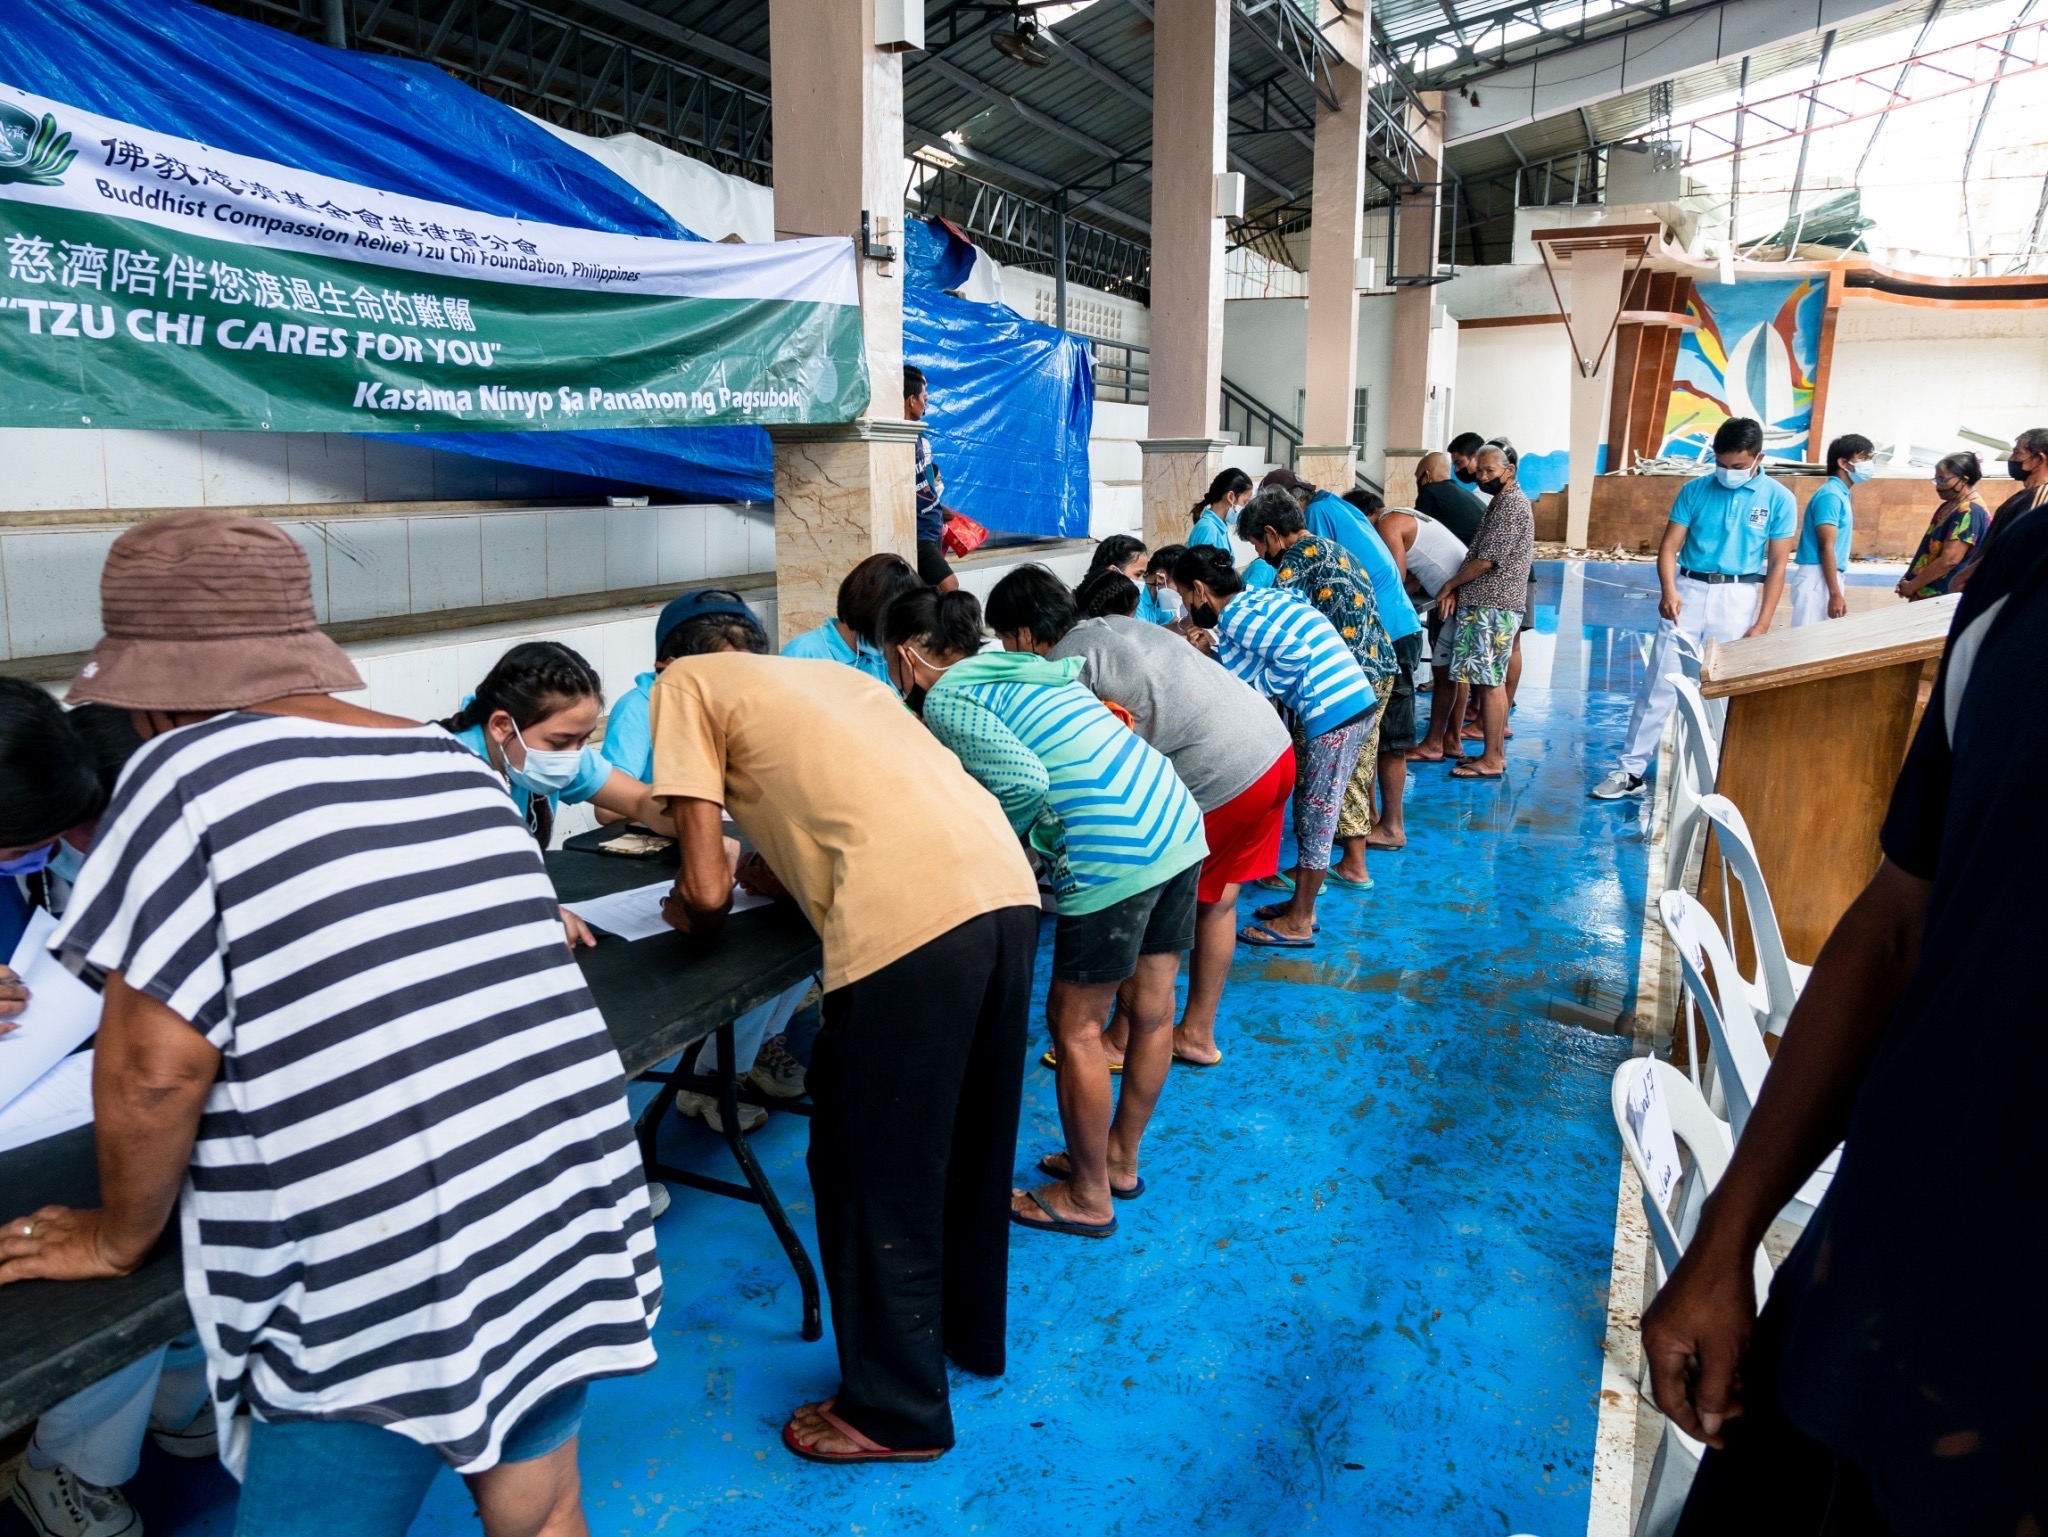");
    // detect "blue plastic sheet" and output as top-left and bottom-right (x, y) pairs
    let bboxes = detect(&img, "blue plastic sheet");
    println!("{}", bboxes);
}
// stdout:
(904, 216), (977, 295)
(905, 282), (1094, 540)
